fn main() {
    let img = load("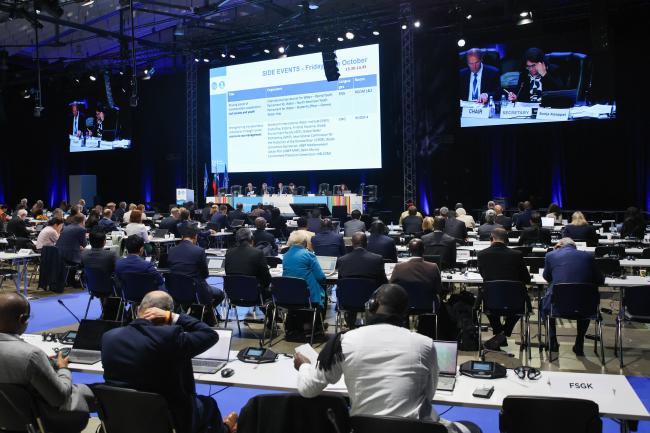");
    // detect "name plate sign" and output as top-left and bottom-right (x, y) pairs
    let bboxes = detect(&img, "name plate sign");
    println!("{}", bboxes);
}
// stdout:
(500, 106), (533, 118)
(548, 375), (615, 401)
(536, 107), (570, 121)
(462, 106), (490, 119)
